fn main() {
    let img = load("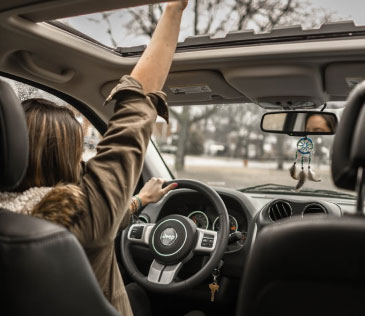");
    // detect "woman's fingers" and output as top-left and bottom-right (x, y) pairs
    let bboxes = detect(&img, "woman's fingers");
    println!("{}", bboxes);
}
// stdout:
(138, 178), (177, 205)
(161, 182), (178, 195)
